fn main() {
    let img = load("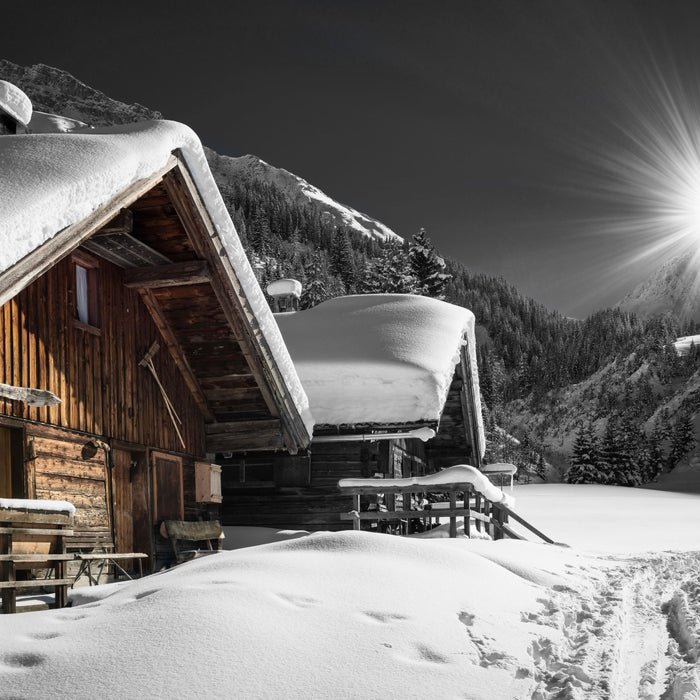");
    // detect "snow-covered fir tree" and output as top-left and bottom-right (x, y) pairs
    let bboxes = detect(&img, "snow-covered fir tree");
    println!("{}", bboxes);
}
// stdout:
(409, 228), (450, 299)
(329, 229), (356, 292)
(669, 408), (697, 468)
(300, 252), (330, 309)
(565, 423), (604, 483)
